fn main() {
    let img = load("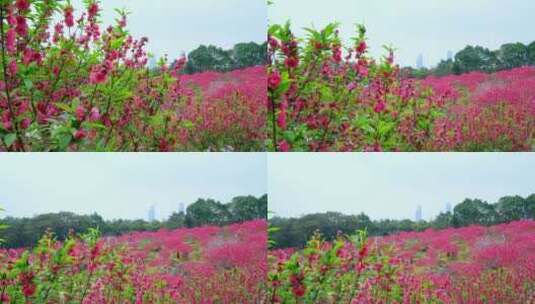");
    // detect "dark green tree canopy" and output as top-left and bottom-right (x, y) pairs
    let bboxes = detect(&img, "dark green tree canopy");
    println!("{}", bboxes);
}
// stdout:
(270, 193), (535, 249)
(183, 41), (267, 74)
(0, 194), (267, 249)
(405, 40), (535, 78)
